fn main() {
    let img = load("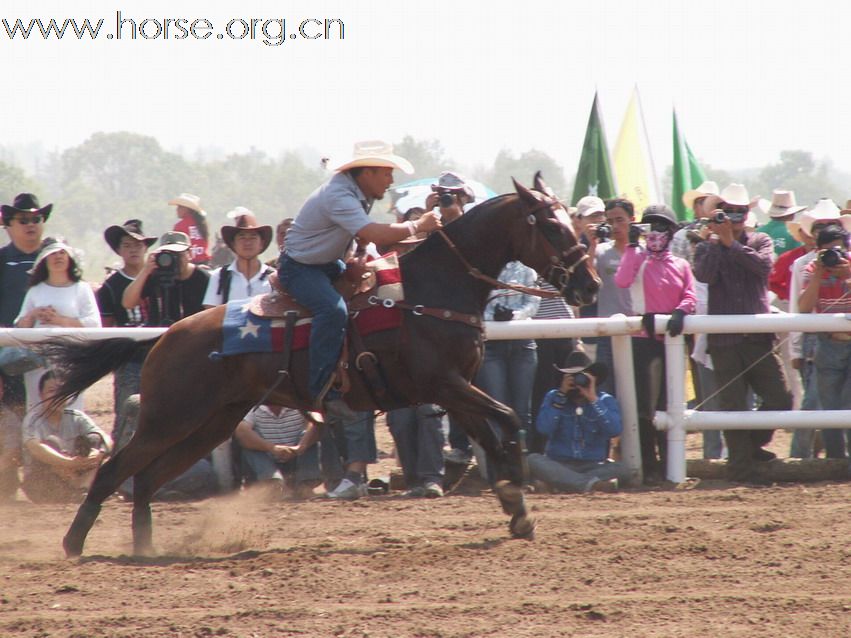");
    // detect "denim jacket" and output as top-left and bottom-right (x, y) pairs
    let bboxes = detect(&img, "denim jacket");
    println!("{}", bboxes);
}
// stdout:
(536, 390), (621, 462)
